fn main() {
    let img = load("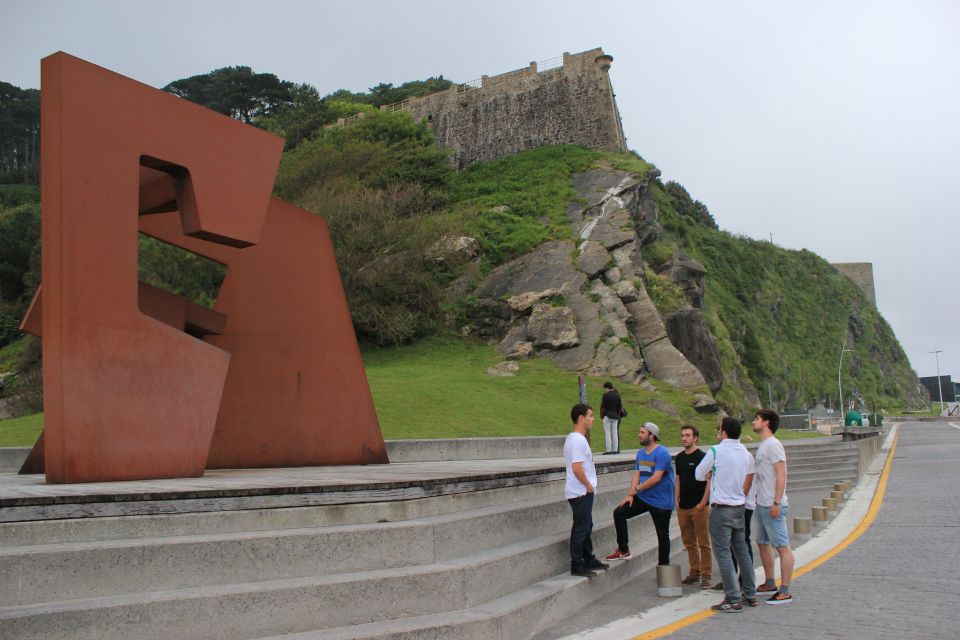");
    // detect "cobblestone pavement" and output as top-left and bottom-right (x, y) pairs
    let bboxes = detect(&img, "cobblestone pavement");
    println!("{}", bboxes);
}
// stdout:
(659, 421), (960, 640)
